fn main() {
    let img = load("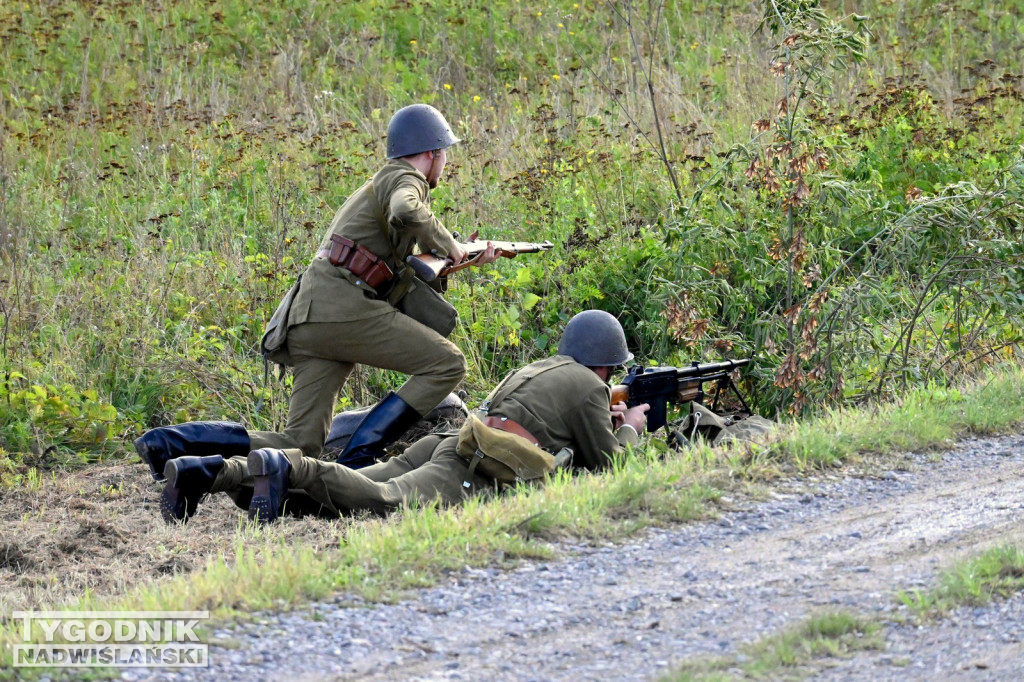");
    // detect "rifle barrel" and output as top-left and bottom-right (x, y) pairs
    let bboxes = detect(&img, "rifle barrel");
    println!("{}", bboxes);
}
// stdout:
(468, 239), (554, 255)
